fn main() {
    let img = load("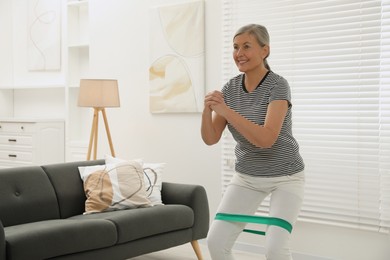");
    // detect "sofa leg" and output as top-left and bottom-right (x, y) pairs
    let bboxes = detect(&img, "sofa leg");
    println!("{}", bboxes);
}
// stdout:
(191, 240), (203, 260)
